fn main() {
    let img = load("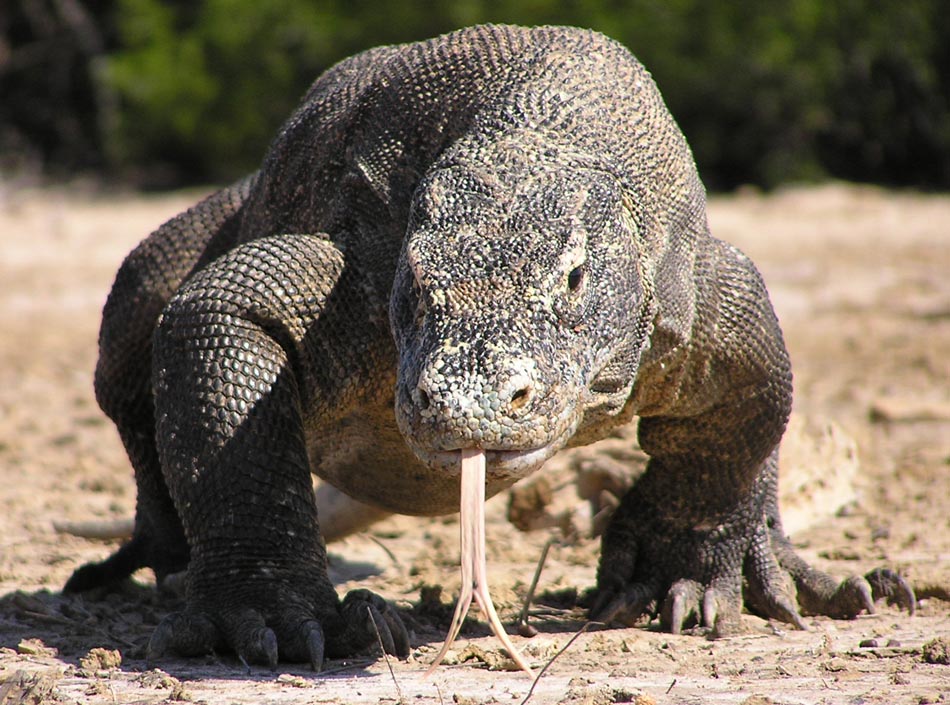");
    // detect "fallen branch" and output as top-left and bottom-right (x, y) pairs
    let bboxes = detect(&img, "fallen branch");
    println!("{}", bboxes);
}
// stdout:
(53, 518), (134, 540)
